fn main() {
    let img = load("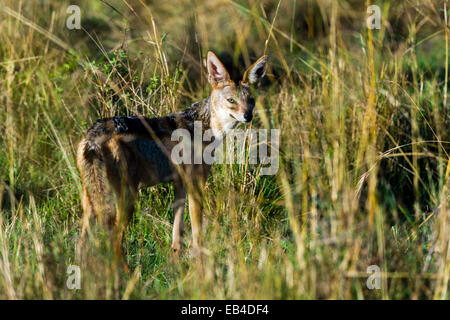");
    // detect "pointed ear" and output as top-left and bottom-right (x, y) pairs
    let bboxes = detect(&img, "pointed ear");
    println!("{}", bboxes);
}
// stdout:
(242, 55), (268, 85)
(207, 51), (231, 86)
